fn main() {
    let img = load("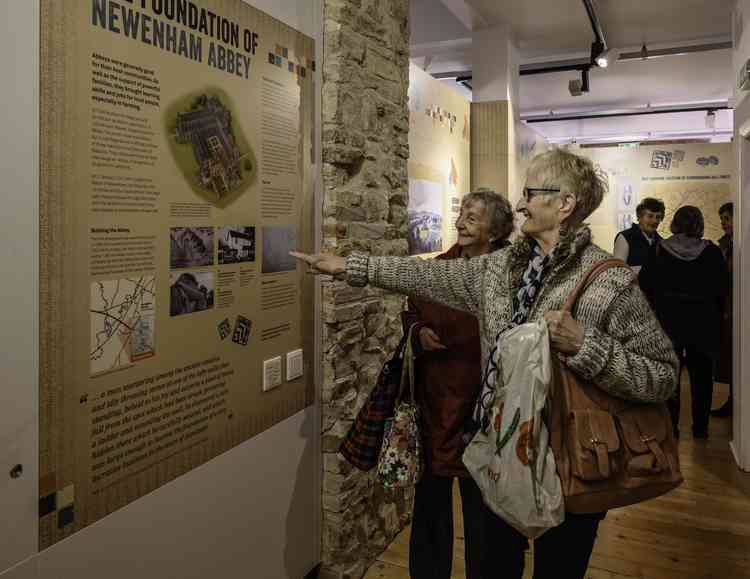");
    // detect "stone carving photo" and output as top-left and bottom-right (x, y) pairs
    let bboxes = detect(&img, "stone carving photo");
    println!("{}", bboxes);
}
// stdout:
(170, 227), (215, 269)
(169, 271), (215, 316)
